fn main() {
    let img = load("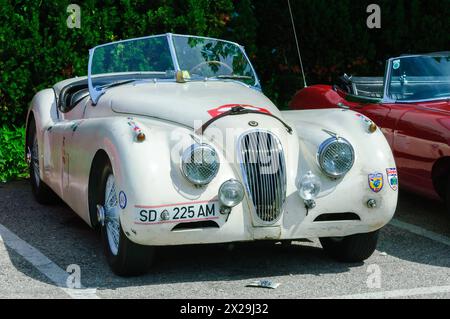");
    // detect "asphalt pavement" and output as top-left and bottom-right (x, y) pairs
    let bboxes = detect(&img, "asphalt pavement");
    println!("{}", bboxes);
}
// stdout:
(0, 180), (449, 299)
